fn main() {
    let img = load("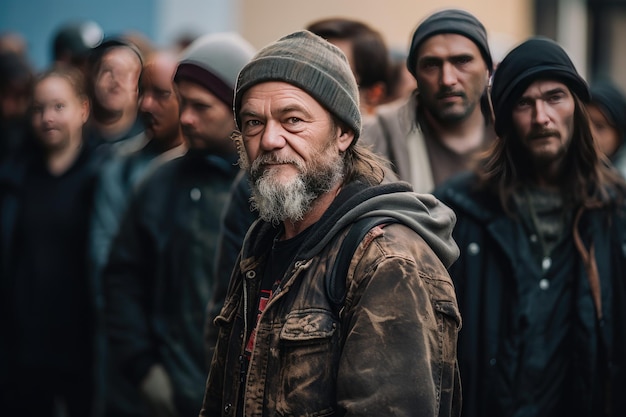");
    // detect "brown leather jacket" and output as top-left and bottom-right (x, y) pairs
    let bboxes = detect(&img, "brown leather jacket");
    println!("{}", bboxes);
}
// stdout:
(201, 181), (462, 417)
